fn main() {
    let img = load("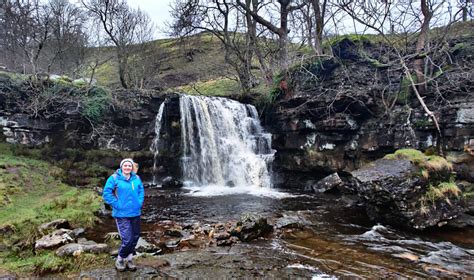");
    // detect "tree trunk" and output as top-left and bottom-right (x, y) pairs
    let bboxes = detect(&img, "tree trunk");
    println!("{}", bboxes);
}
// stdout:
(118, 52), (129, 89)
(247, 0), (273, 85)
(278, 0), (290, 75)
(414, 0), (432, 94)
(310, 0), (324, 55)
(462, 0), (468, 22)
